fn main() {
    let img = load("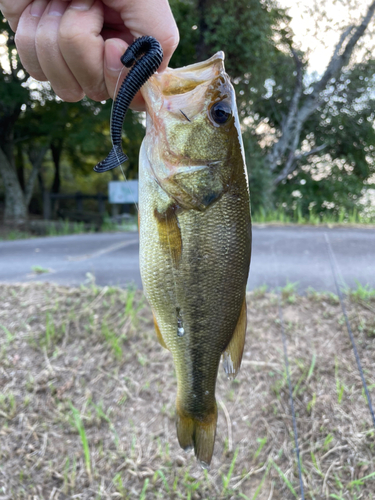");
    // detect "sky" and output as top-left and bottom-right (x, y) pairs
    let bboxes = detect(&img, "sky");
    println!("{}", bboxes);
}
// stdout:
(278, 0), (372, 74)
